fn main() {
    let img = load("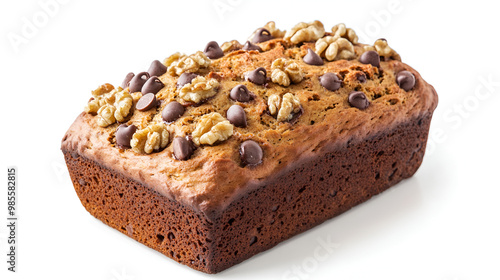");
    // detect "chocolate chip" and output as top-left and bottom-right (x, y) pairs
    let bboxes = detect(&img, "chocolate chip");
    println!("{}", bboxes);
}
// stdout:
(246, 67), (267, 85)
(359, 51), (380, 67)
(242, 41), (262, 52)
(303, 49), (324, 65)
(227, 105), (247, 128)
(141, 76), (164, 95)
(204, 41), (224, 59)
(162, 101), (185, 123)
(136, 93), (158, 111)
(240, 140), (263, 166)
(121, 72), (134, 89)
(320, 73), (341, 91)
(348, 91), (370, 109)
(173, 137), (194, 160)
(230, 85), (252, 102)
(116, 124), (137, 148)
(396, 70), (416, 91)
(356, 72), (367, 83)
(148, 60), (167, 77)
(129, 72), (150, 93)
(177, 73), (198, 88)
(252, 28), (274, 43)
